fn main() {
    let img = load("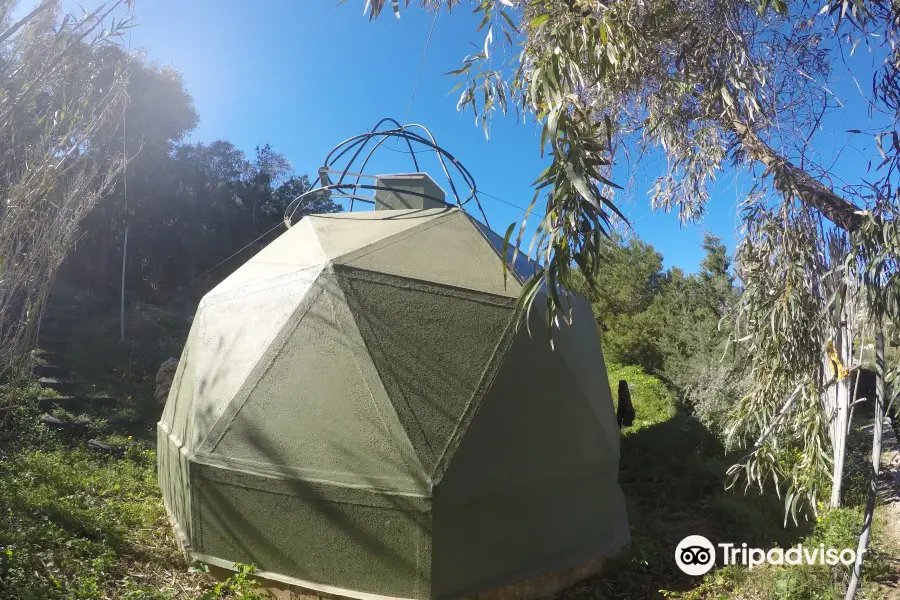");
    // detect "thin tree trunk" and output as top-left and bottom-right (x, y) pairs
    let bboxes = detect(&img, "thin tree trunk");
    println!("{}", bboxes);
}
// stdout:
(827, 238), (855, 508)
(830, 374), (850, 507)
(827, 337), (848, 507)
(844, 325), (885, 600)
